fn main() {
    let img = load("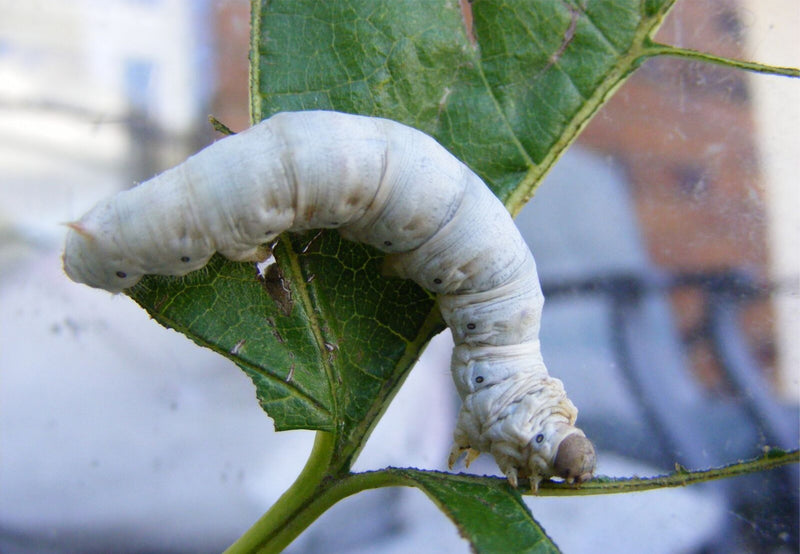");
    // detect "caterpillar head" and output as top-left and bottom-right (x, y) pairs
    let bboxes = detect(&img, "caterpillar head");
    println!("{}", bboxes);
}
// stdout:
(449, 349), (596, 489)
(552, 429), (596, 483)
(450, 421), (596, 490)
(499, 419), (596, 490)
(63, 220), (143, 292)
